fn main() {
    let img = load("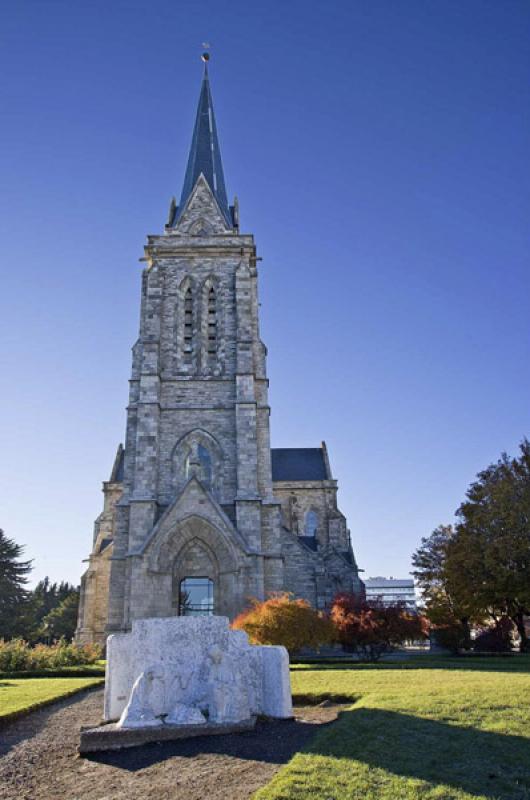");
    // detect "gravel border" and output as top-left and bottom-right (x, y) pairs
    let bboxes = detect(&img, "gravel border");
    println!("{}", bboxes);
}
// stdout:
(0, 686), (341, 800)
